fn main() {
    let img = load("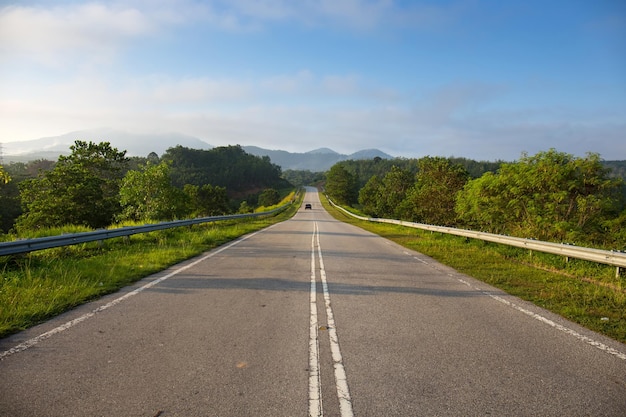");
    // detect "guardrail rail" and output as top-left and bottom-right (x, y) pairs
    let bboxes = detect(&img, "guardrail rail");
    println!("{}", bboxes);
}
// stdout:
(327, 198), (626, 278)
(0, 204), (290, 257)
